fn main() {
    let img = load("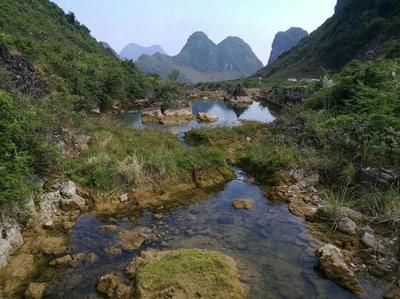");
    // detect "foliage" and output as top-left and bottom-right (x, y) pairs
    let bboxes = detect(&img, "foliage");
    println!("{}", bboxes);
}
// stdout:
(66, 119), (229, 192)
(0, 0), (180, 110)
(258, 0), (400, 79)
(0, 91), (60, 207)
